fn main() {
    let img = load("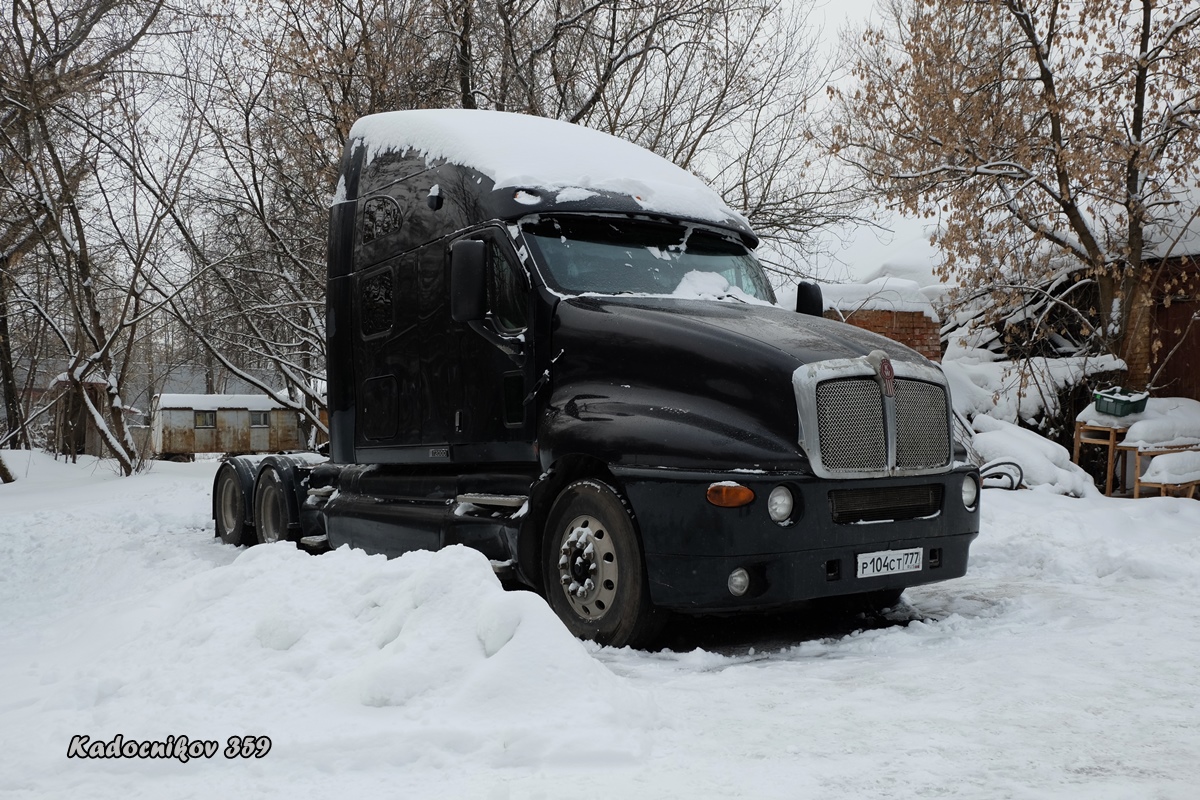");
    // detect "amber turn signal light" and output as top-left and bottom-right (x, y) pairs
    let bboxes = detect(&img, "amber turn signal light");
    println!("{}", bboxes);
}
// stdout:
(707, 482), (755, 508)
